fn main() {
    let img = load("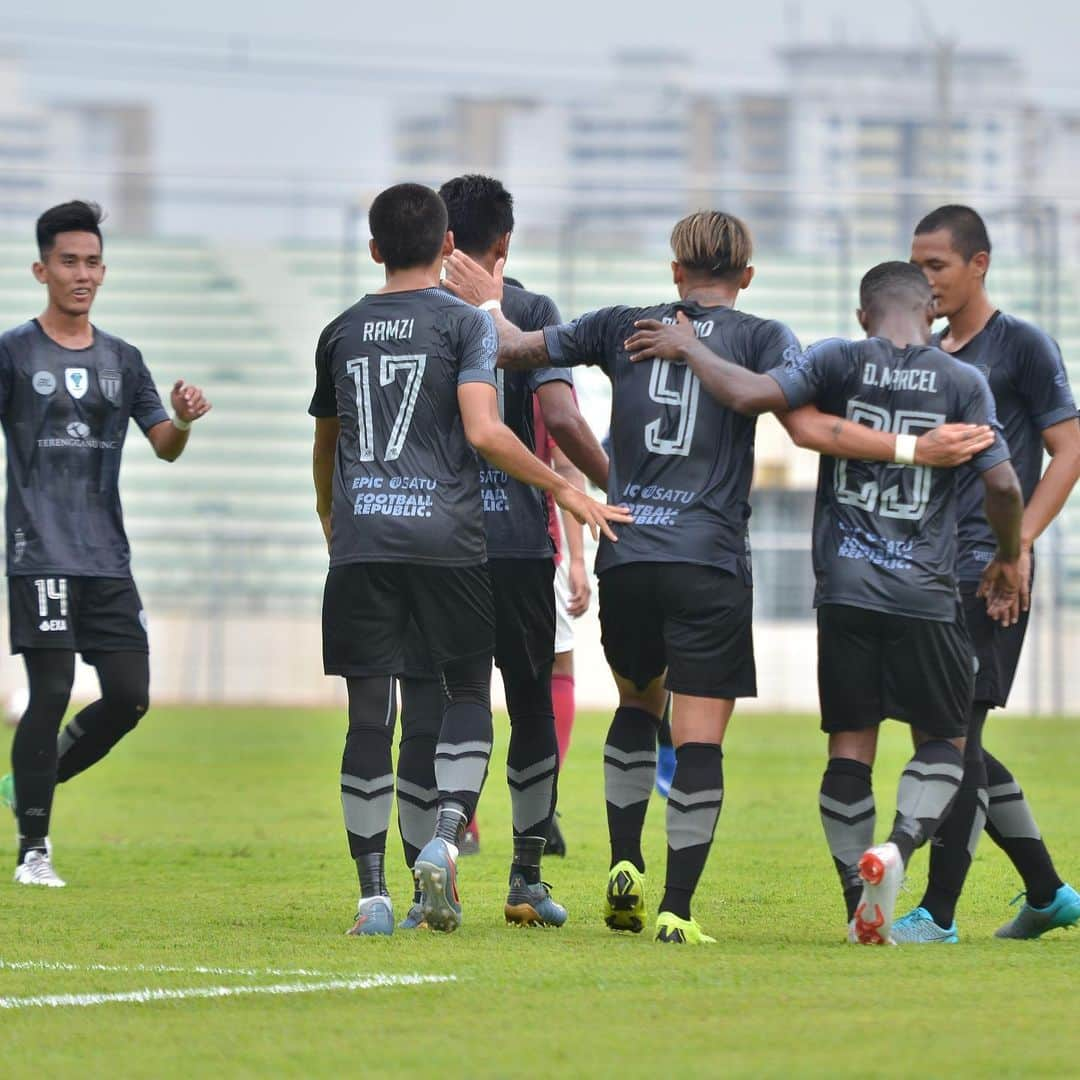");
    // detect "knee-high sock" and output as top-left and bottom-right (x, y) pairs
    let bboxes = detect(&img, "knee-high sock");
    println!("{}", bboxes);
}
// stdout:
(889, 739), (964, 866)
(819, 757), (875, 922)
(396, 676), (441, 871)
(551, 672), (575, 766)
(11, 651), (75, 854)
(920, 707), (989, 928)
(433, 653), (493, 840)
(604, 706), (658, 872)
(341, 676), (396, 896)
(56, 652), (149, 783)
(984, 750), (1064, 908)
(660, 743), (724, 920)
(505, 663), (558, 841)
